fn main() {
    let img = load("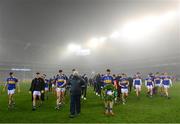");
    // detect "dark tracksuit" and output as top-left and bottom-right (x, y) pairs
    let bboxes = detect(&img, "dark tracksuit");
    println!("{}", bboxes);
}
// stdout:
(96, 75), (102, 95)
(41, 78), (45, 101)
(93, 76), (97, 92)
(68, 75), (85, 115)
(89, 78), (93, 86)
(116, 76), (122, 98)
(82, 76), (88, 98)
(29, 77), (45, 101)
(128, 77), (133, 93)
